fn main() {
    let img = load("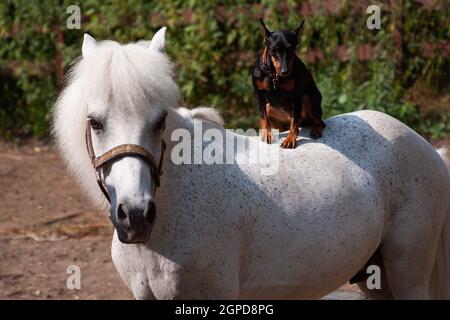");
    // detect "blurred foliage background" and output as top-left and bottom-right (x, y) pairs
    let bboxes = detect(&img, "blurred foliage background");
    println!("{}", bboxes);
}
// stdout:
(0, 0), (448, 141)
